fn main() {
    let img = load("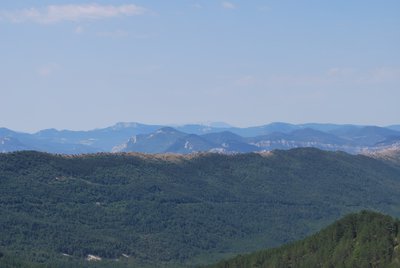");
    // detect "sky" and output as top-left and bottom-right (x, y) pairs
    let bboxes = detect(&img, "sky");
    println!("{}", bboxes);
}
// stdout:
(1, 0), (399, 132)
